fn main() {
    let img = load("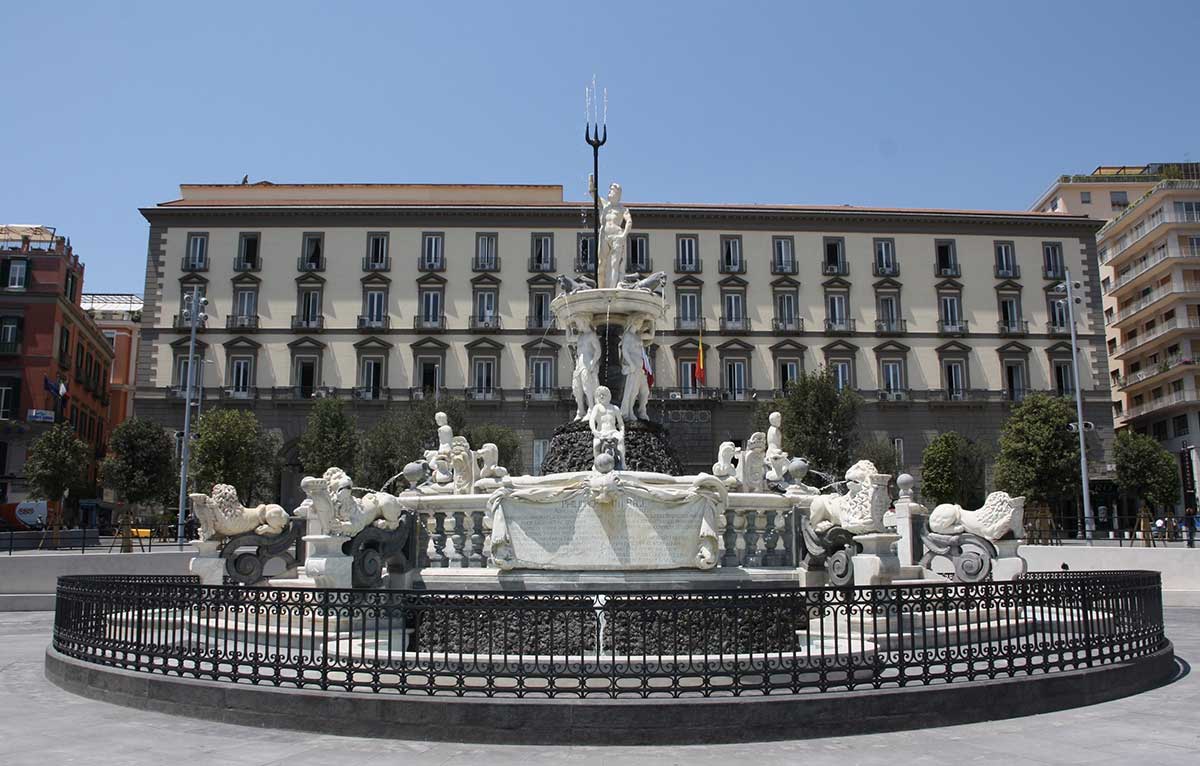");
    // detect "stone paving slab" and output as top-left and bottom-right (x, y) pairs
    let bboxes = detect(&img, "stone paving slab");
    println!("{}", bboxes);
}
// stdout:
(2, 609), (1197, 765)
